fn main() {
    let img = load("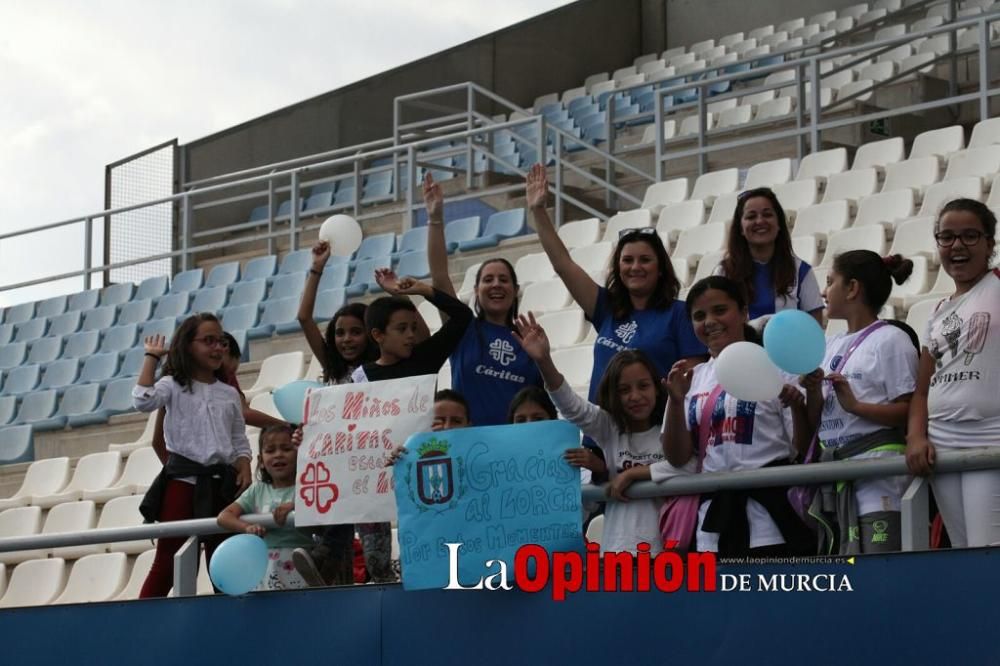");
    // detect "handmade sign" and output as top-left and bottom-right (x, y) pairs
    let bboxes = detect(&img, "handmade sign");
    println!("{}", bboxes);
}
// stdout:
(295, 374), (436, 526)
(395, 420), (584, 591)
